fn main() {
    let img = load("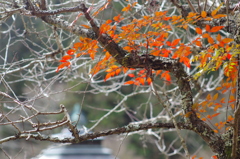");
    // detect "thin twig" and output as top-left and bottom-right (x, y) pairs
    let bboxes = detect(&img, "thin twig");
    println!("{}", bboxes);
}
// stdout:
(186, 0), (197, 13)
(151, 83), (190, 158)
